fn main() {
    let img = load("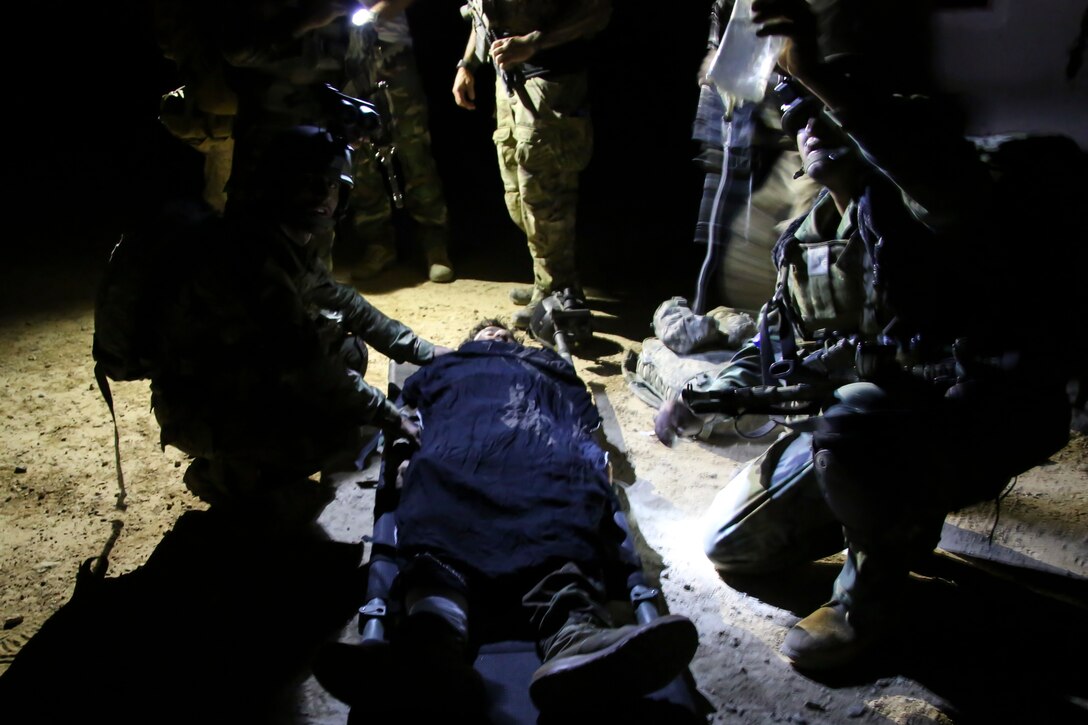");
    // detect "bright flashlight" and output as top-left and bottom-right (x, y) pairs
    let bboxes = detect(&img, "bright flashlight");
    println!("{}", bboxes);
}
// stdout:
(351, 7), (376, 26)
